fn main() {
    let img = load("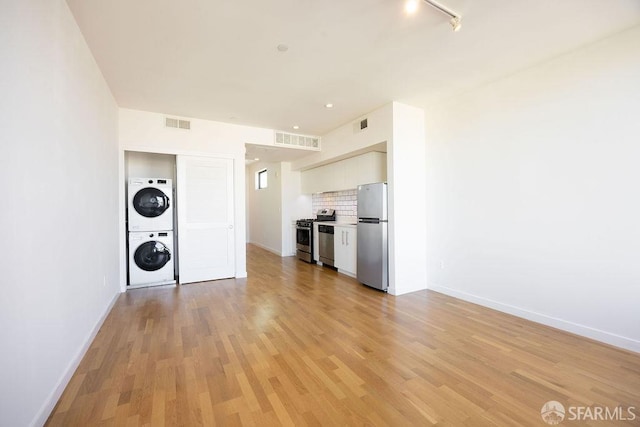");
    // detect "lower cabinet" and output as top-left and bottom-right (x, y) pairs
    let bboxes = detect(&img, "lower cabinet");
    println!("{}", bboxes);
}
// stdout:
(334, 226), (357, 276)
